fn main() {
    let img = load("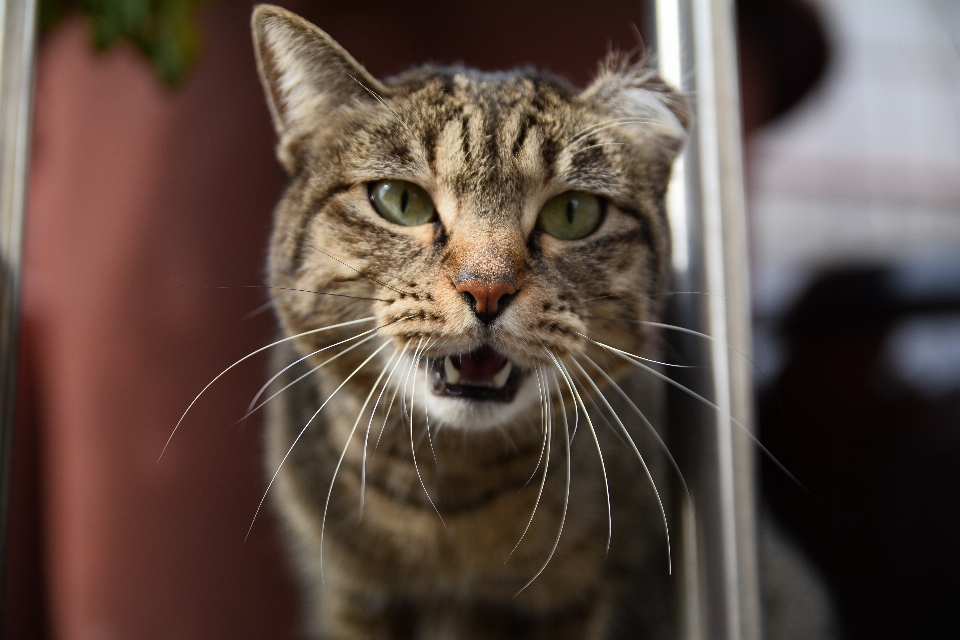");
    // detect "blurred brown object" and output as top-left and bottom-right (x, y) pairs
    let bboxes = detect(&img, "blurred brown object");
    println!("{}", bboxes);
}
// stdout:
(4, 0), (828, 637)
(737, 0), (830, 132)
